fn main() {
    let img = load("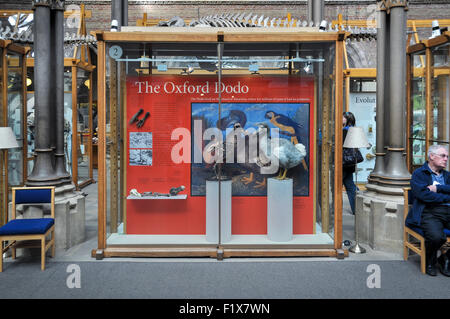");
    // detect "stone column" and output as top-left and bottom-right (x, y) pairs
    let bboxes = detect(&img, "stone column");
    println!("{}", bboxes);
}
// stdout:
(356, 0), (410, 256)
(24, 1), (86, 251)
(52, 0), (71, 183)
(308, 0), (324, 26)
(383, 1), (410, 187)
(368, 4), (387, 184)
(111, 0), (122, 27)
(122, 0), (128, 26)
(27, 0), (61, 186)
